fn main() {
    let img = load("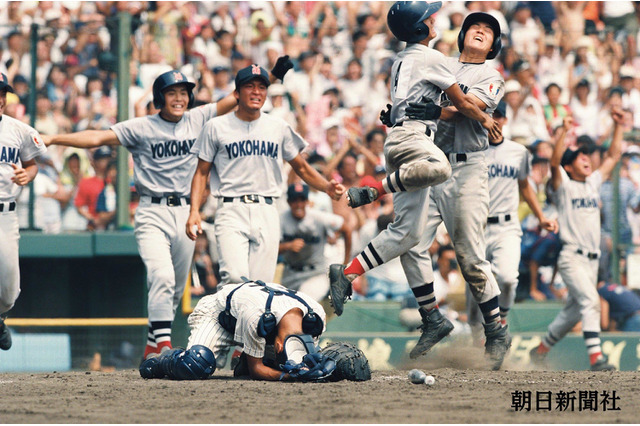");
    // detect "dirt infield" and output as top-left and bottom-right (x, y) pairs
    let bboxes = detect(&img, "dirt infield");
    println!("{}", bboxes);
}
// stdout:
(0, 366), (635, 424)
